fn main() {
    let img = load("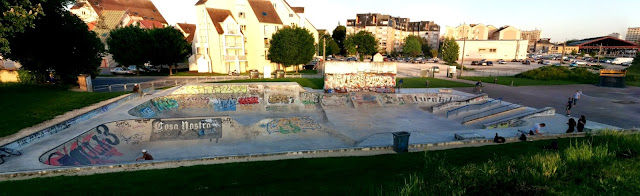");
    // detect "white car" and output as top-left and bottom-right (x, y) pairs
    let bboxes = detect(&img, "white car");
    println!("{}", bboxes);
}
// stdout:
(110, 67), (133, 75)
